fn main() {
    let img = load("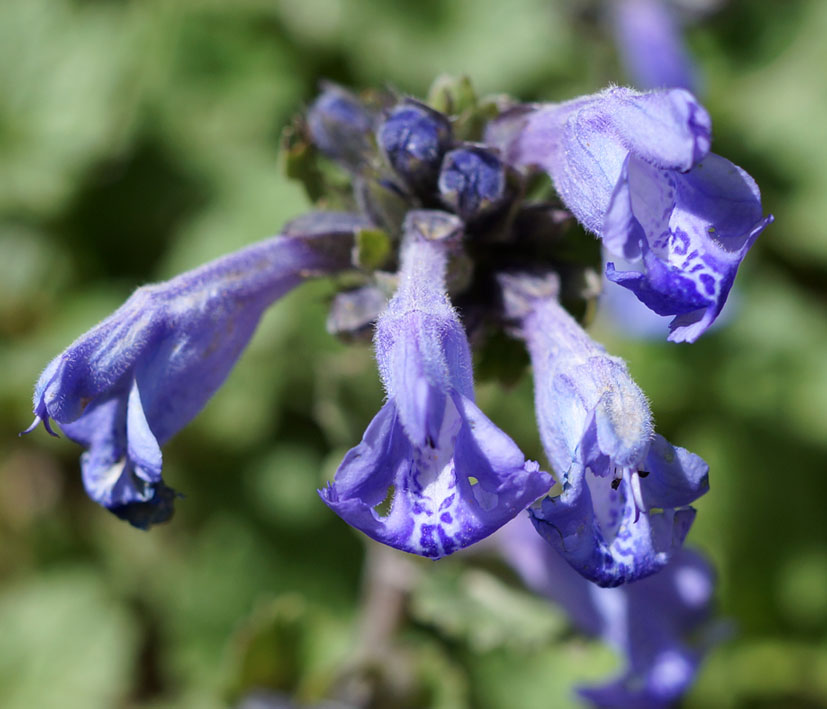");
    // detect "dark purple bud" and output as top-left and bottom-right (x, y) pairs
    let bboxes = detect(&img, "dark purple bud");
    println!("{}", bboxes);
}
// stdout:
(377, 100), (452, 194)
(306, 84), (374, 170)
(438, 146), (509, 221)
